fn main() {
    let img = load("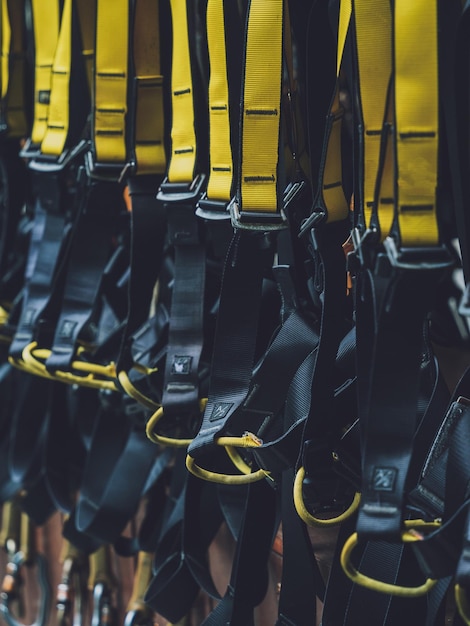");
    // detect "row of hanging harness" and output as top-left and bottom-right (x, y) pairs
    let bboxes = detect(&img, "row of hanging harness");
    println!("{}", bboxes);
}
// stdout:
(0, 0), (469, 624)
